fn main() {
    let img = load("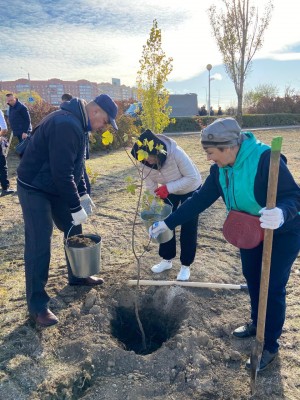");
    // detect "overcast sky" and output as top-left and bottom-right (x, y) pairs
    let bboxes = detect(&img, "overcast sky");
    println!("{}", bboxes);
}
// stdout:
(1, 0), (300, 106)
